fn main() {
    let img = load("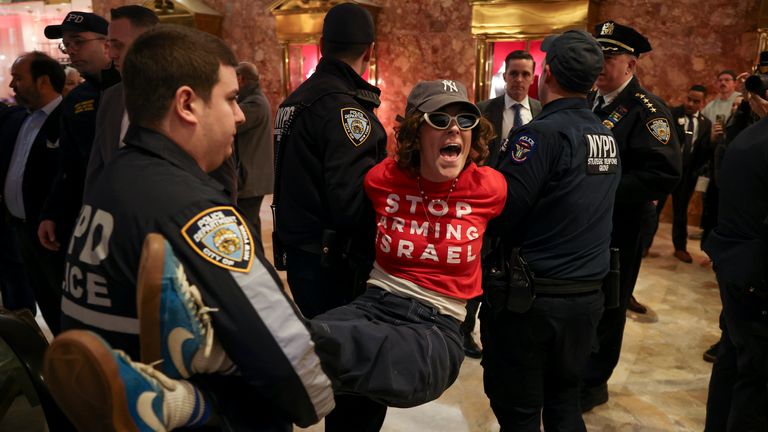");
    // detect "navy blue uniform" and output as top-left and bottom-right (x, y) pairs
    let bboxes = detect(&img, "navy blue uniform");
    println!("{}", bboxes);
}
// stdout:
(583, 77), (681, 396)
(61, 126), (334, 429)
(480, 97), (620, 430)
(42, 68), (120, 242)
(703, 117), (768, 431)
